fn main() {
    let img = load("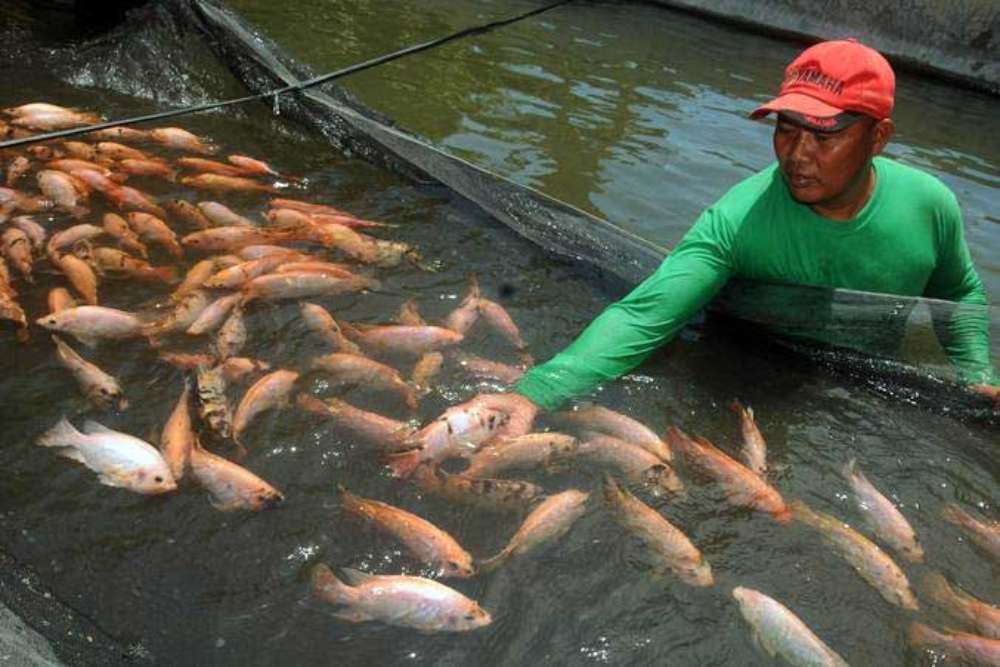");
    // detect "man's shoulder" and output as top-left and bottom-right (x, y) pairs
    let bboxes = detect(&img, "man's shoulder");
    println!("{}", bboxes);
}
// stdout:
(709, 163), (783, 220)
(876, 157), (957, 206)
